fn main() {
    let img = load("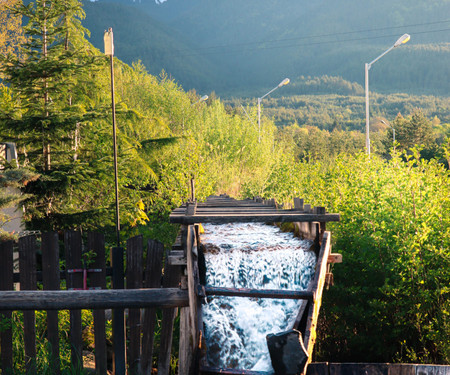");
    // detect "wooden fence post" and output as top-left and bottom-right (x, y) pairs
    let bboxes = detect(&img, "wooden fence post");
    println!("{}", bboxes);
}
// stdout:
(157, 261), (182, 375)
(112, 246), (126, 375)
(88, 232), (107, 375)
(141, 239), (164, 375)
(65, 230), (83, 371)
(127, 235), (143, 375)
(19, 234), (37, 374)
(0, 240), (14, 374)
(41, 232), (61, 375)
